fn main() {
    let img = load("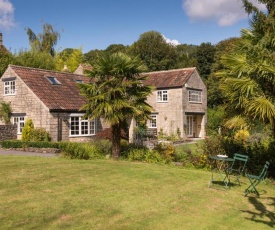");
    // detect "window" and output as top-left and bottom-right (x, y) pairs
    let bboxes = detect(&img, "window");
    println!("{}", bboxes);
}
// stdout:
(188, 90), (202, 103)
(46, 76), (61, 85)
(70, 115), (95, 136)
(149, 114), (157, 128)
(75, 79), (83, 83)
(4, 80), (15, 95)
(157, 90), (168, 102)
(13, 116), (25, 134)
